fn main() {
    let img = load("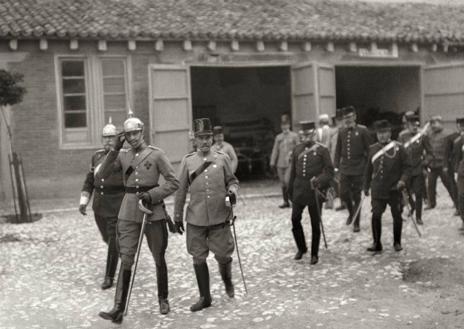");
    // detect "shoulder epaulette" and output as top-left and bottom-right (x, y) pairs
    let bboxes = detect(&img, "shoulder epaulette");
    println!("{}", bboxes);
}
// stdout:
(96, 149), (105, 153)
(185, 151), (196, 158)
(148, 145), (162, 151)
(315, 142), (326, 148)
